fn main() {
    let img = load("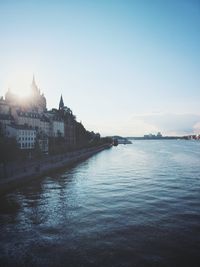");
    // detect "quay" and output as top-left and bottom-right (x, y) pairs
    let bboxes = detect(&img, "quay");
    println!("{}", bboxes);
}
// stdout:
(0, 144), (111, 194)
